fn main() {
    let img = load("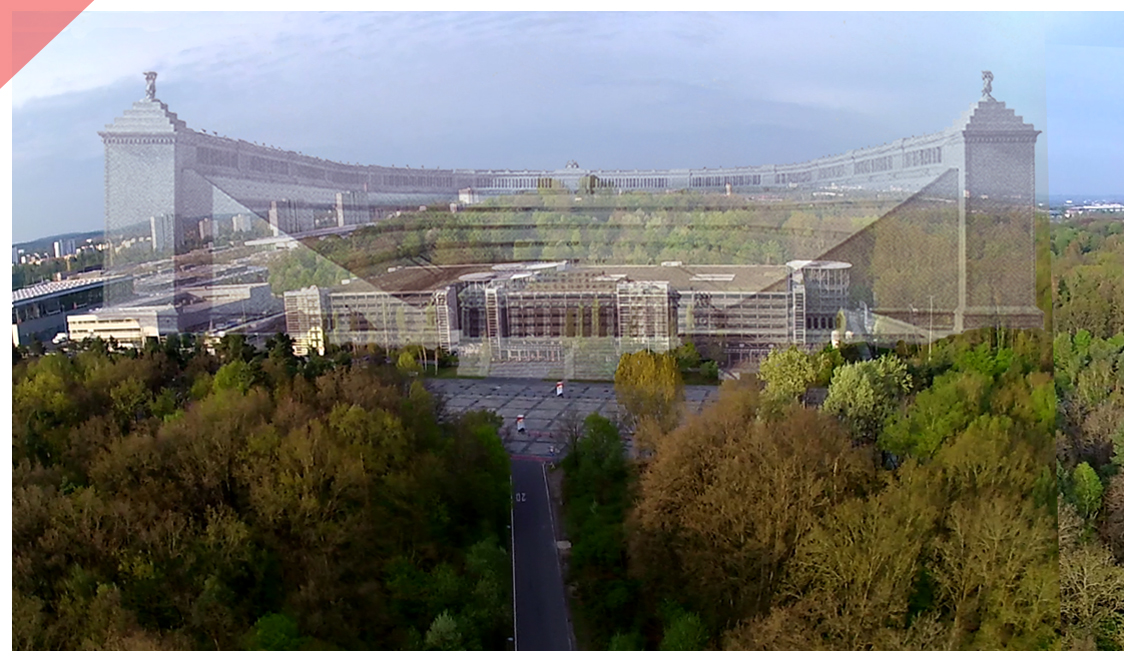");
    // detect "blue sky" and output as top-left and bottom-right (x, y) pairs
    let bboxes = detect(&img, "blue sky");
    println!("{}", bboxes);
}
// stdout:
(7, 10), (1124, 243)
